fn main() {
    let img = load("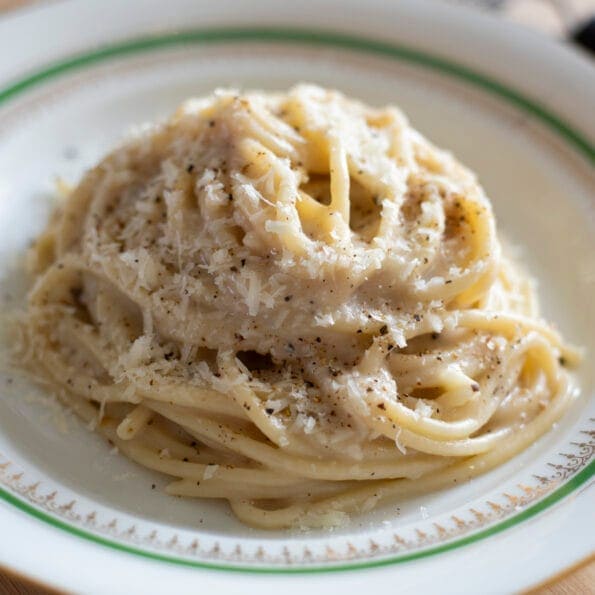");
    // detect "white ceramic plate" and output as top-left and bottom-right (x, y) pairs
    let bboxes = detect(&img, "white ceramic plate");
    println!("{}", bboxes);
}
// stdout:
(0, 1), (593, 593)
